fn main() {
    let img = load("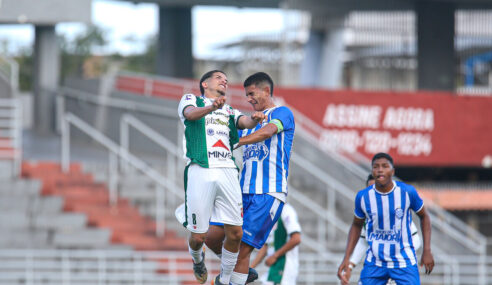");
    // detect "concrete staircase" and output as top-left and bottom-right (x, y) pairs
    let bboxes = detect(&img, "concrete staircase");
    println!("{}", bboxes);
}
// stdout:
(21, 161), (187, 251)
